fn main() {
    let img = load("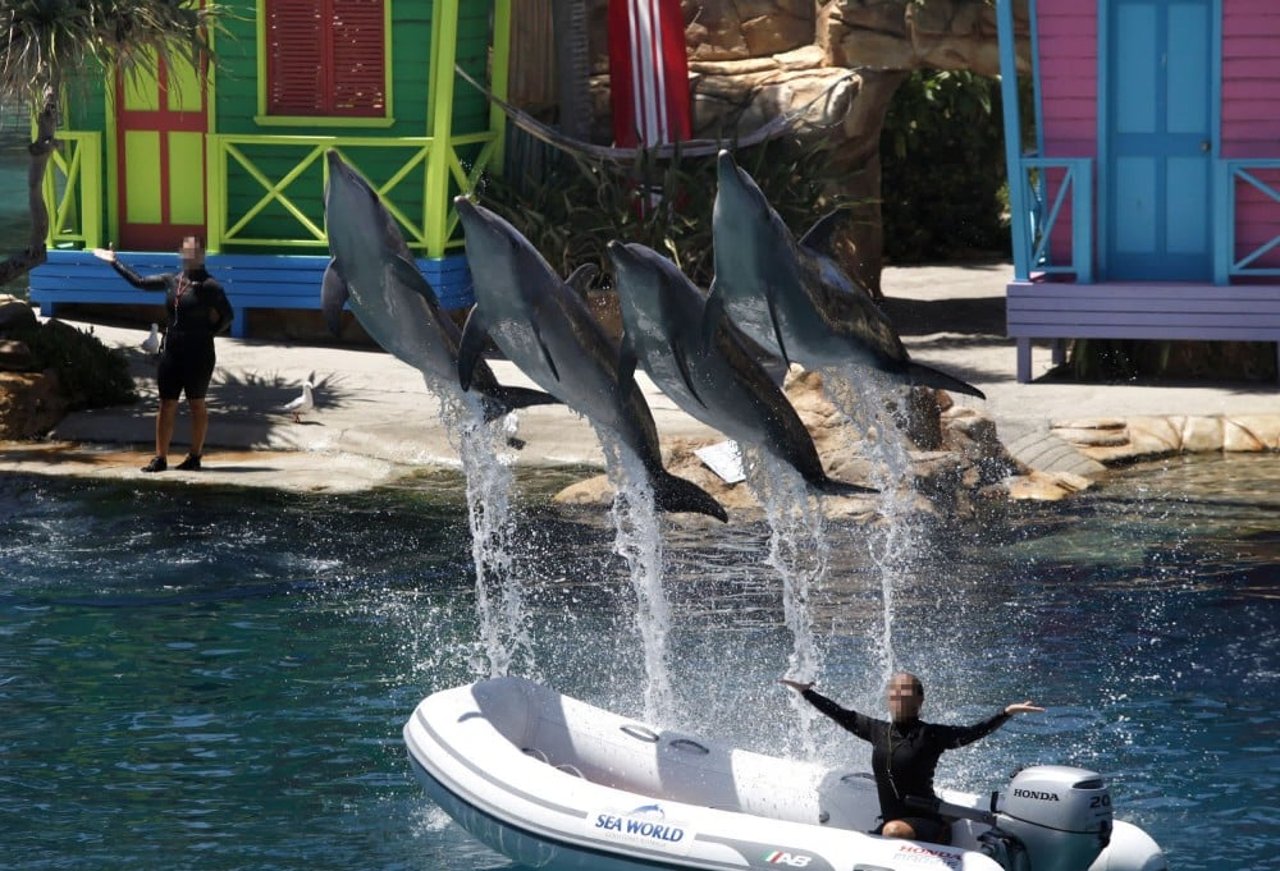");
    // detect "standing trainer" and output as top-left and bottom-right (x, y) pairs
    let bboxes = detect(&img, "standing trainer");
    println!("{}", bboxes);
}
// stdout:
(94, 237), (233, 472)
(781, 672), (1044, 844)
